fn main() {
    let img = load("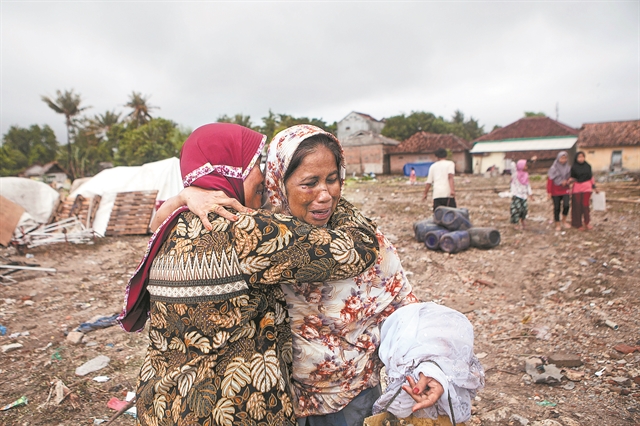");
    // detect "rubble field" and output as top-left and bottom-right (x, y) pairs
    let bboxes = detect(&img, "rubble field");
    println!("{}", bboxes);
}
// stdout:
(1, 174), (638, 425)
